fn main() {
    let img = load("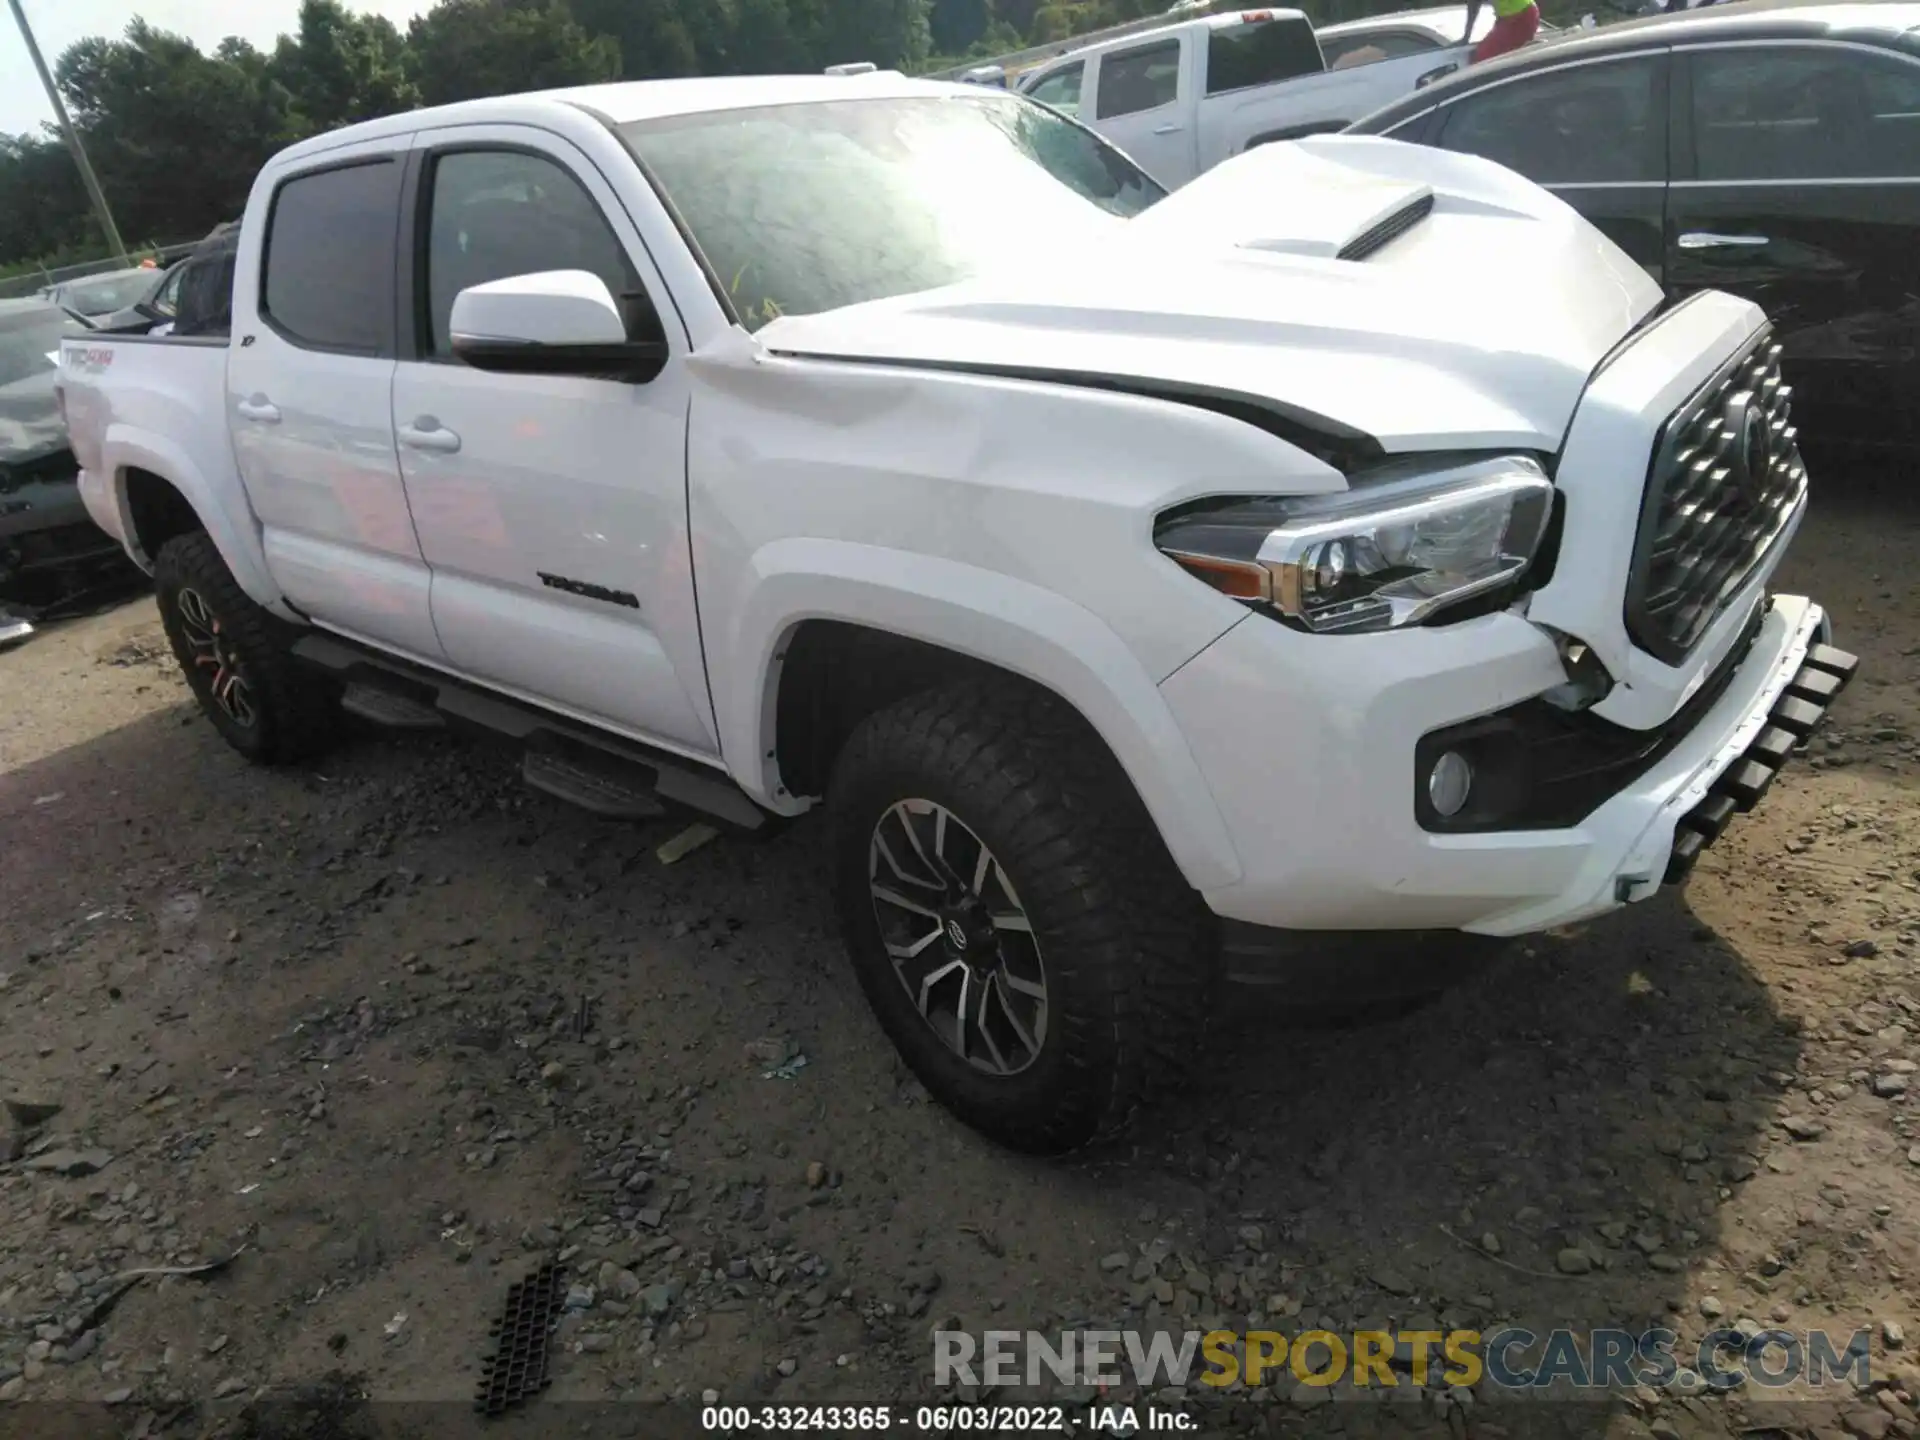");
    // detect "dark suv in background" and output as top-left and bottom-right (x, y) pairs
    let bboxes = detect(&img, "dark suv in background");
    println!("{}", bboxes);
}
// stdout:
(1346, 0), (1920, 454)
(0, 300), (126, 610)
